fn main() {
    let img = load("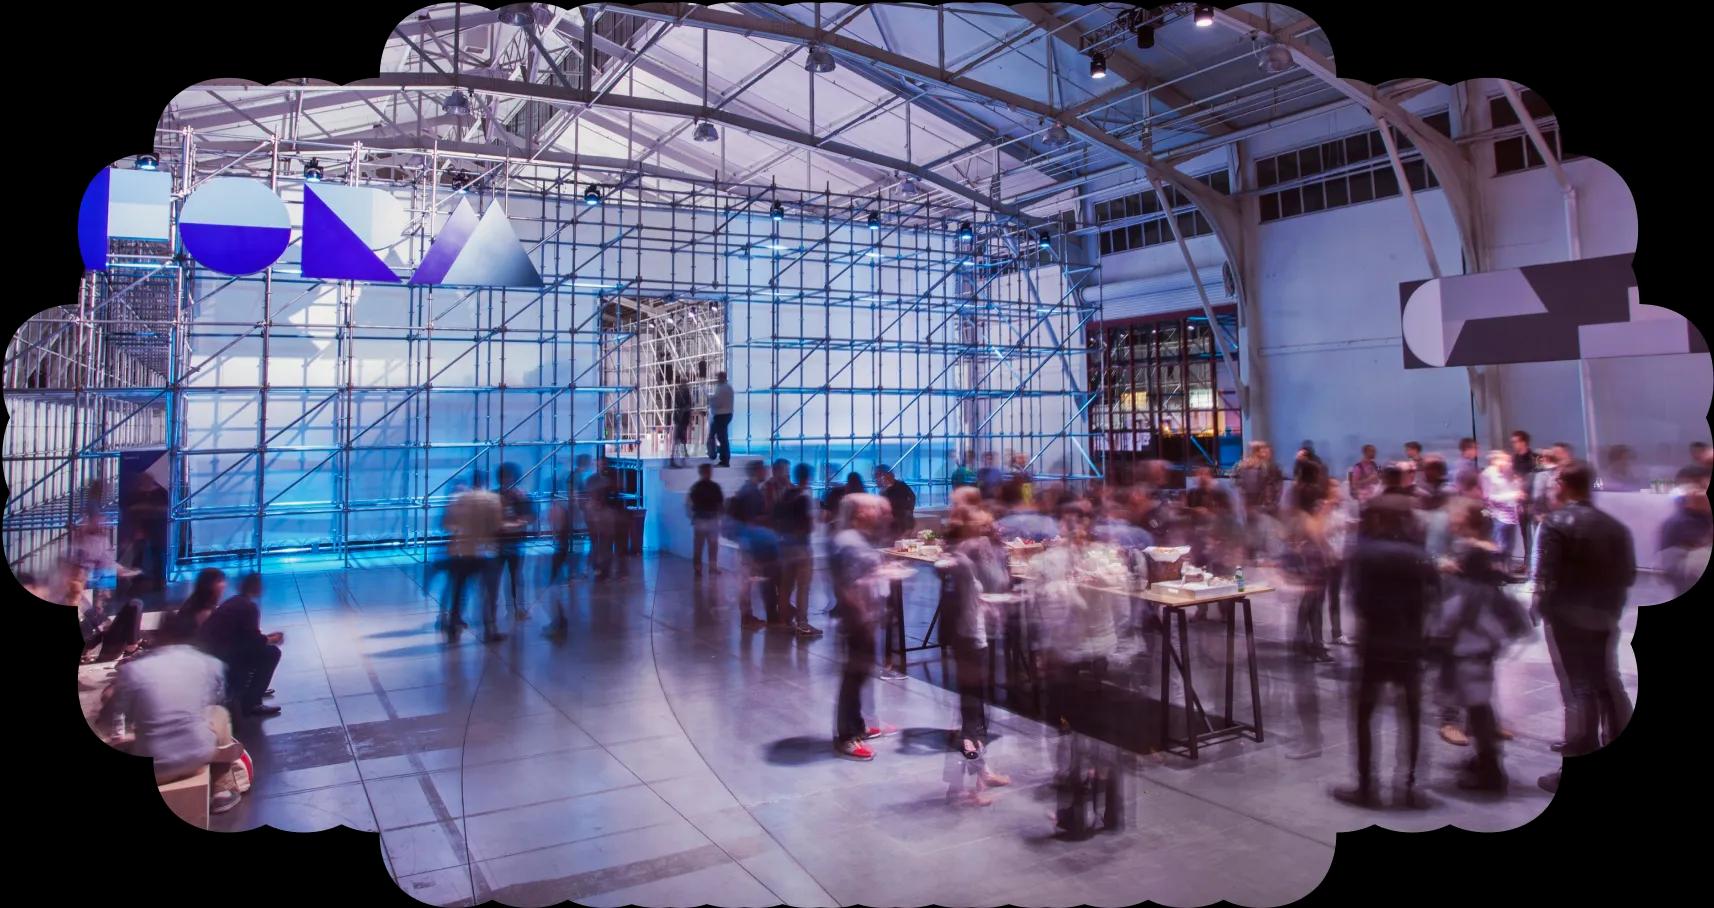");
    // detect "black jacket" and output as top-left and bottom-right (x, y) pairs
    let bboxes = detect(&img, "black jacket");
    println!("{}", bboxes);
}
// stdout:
(1536, 501), (1636, 630)
(883, 481), (916, 537)
(198, 594), (268, 662)
(1348, 537), (1437, 664)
